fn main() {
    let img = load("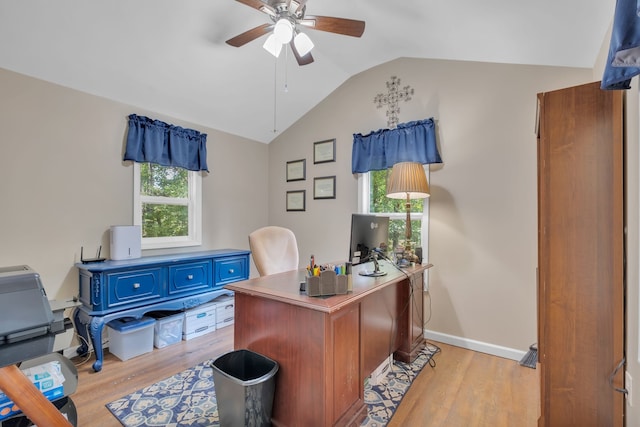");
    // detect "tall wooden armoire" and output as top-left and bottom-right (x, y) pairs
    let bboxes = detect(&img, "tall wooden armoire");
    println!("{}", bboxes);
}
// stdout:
(537, 81), (625, 427)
